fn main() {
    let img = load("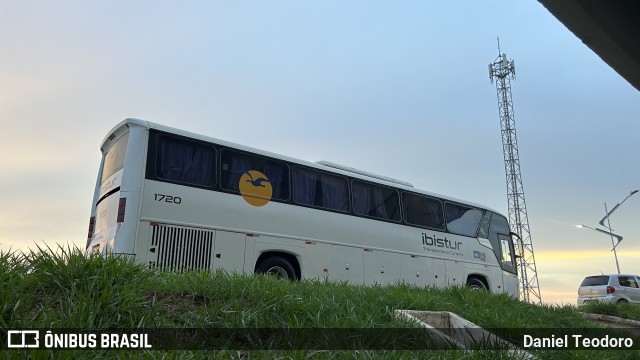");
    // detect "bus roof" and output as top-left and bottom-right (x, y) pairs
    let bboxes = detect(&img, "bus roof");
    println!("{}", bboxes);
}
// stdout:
(103, 118), (505, 216)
